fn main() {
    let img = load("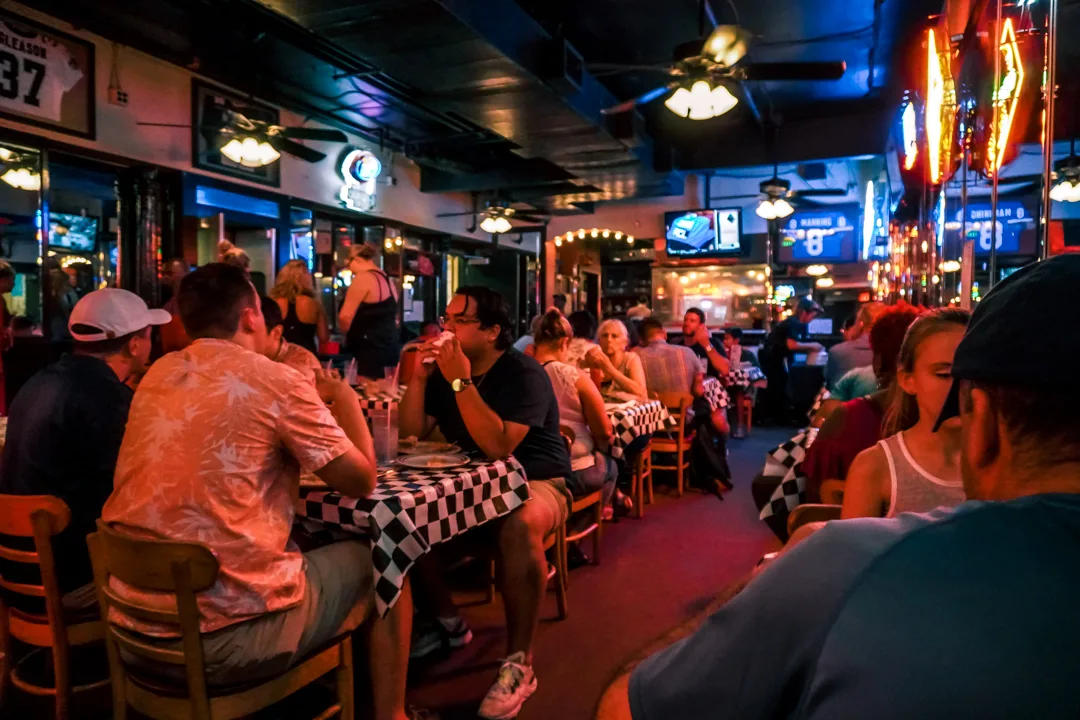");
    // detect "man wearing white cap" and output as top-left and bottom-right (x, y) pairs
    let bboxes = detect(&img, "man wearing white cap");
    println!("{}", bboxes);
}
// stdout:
(0, 289), (170, 603)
